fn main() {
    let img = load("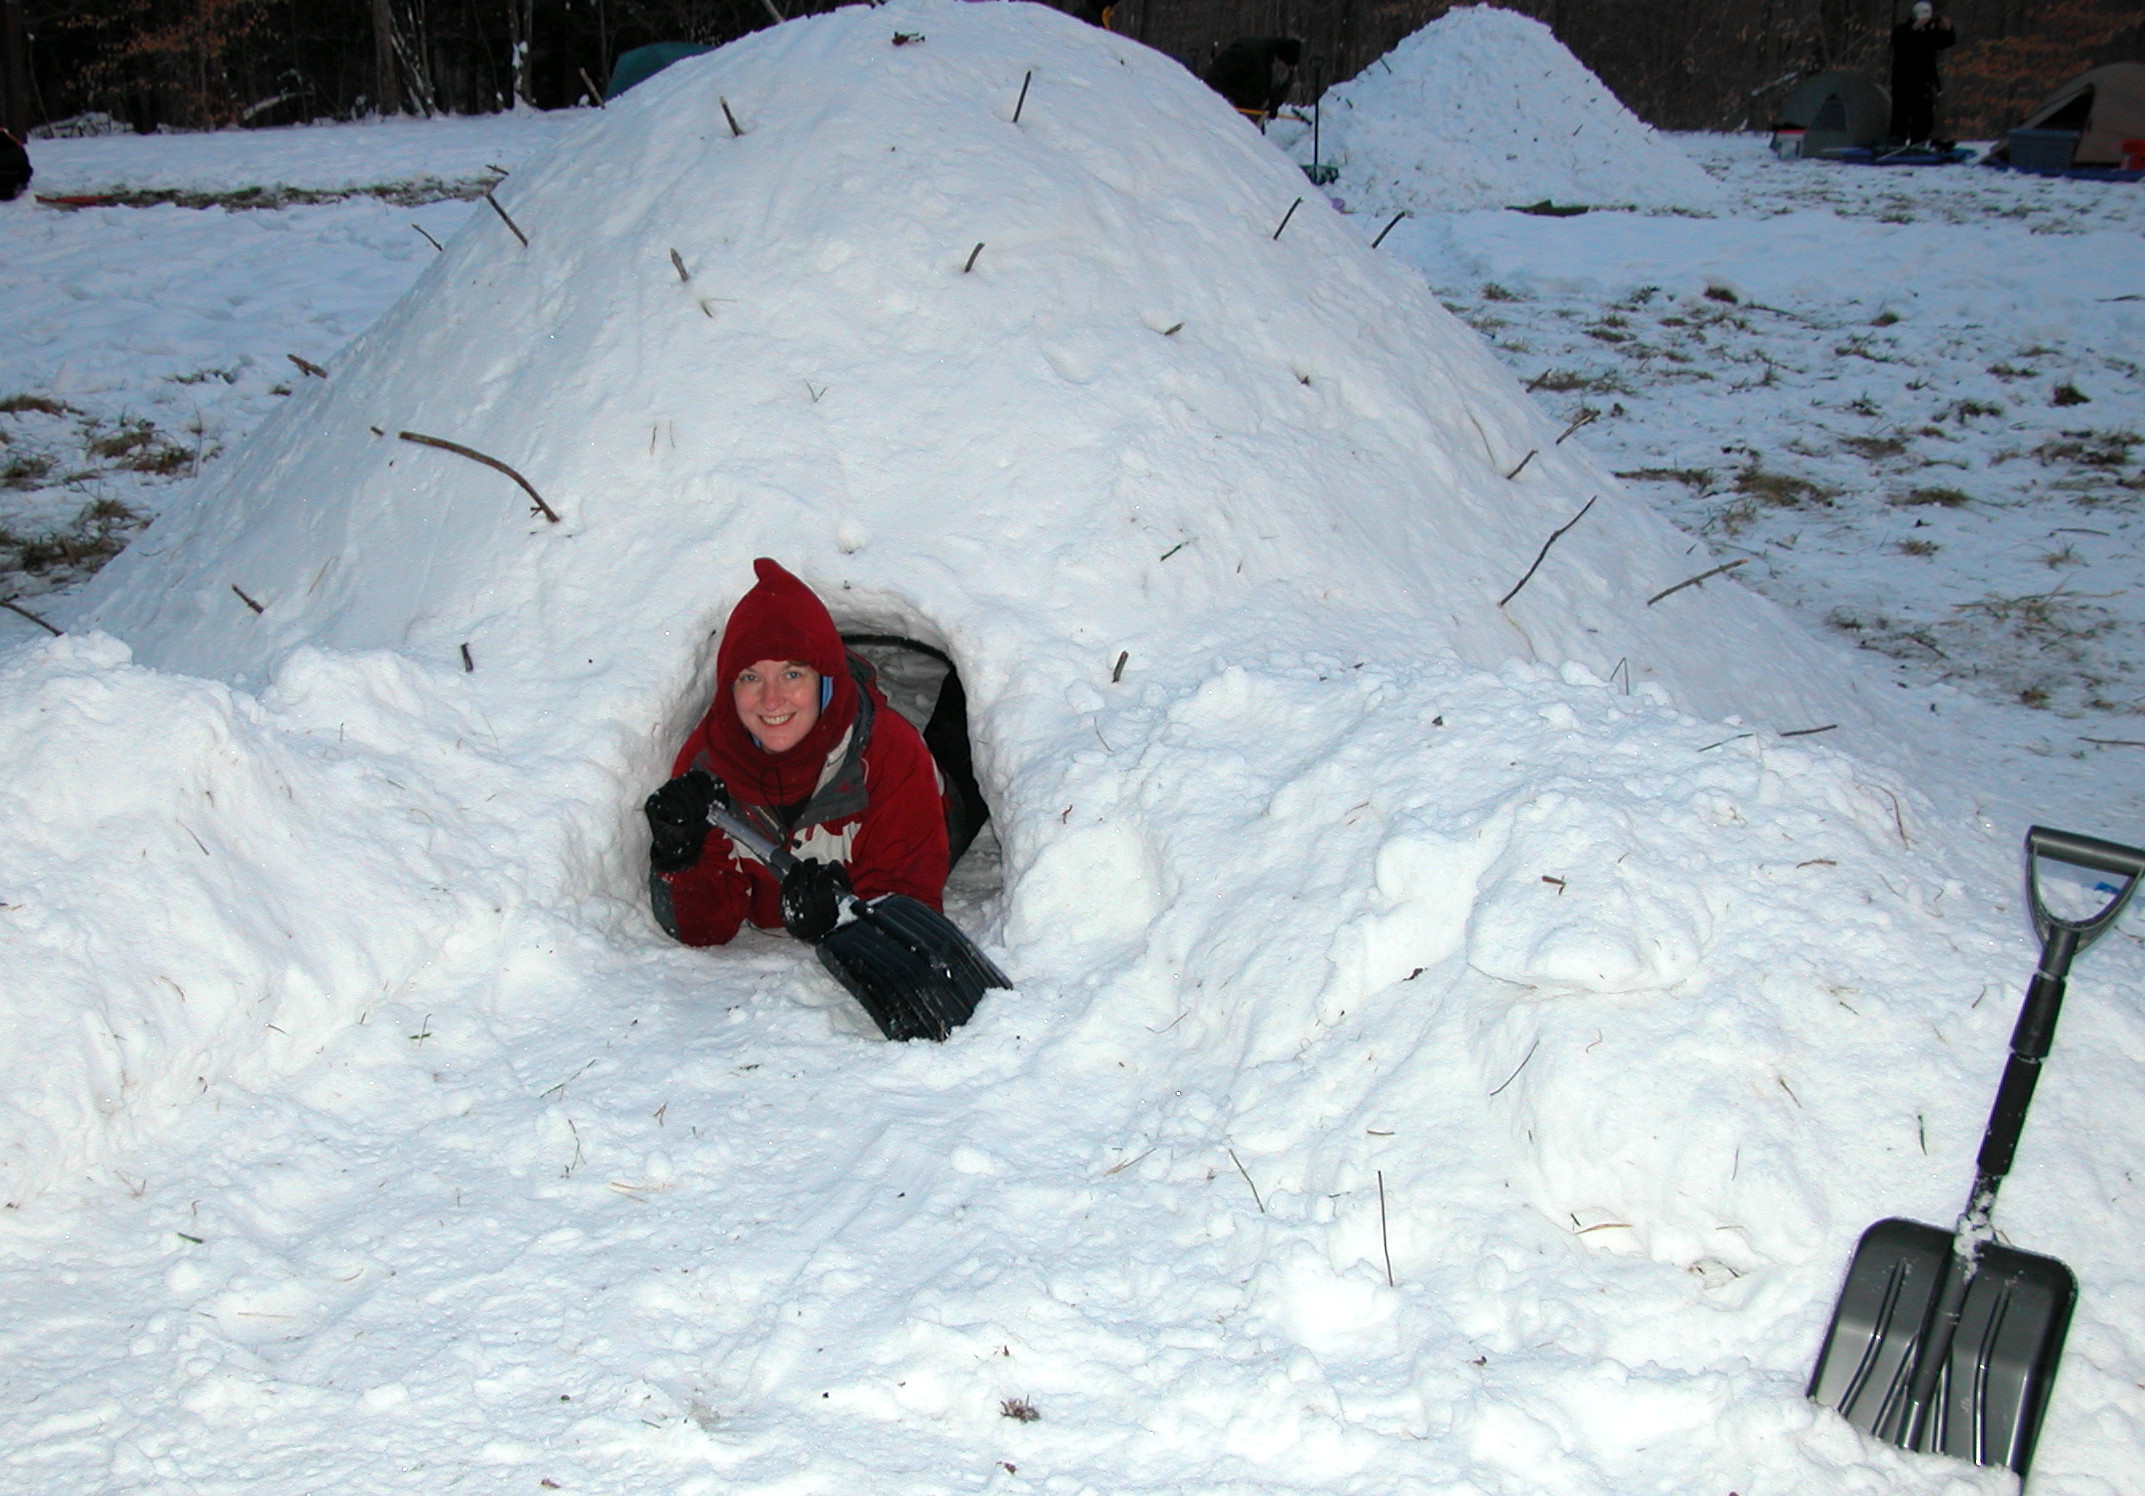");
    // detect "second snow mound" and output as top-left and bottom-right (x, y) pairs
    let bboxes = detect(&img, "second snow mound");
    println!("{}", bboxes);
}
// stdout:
(1306, 6), (1721, 213)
